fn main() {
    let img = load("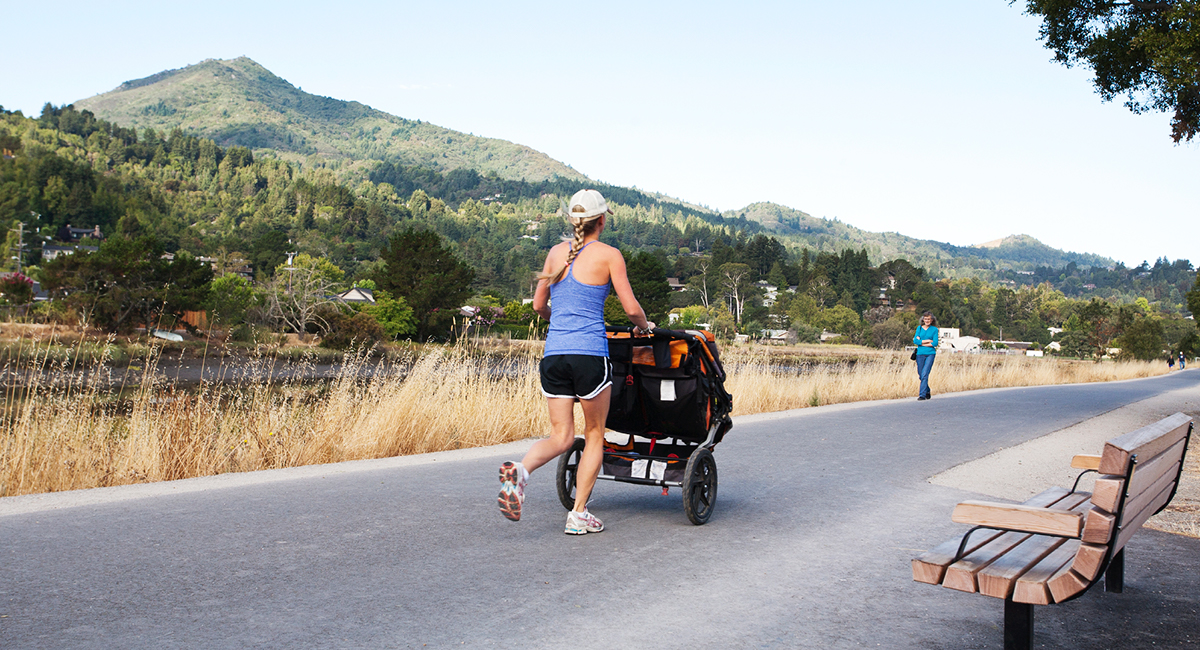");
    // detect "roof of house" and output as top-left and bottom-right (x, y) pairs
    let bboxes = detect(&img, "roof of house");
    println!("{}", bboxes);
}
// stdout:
(335, 287), (376, 304)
